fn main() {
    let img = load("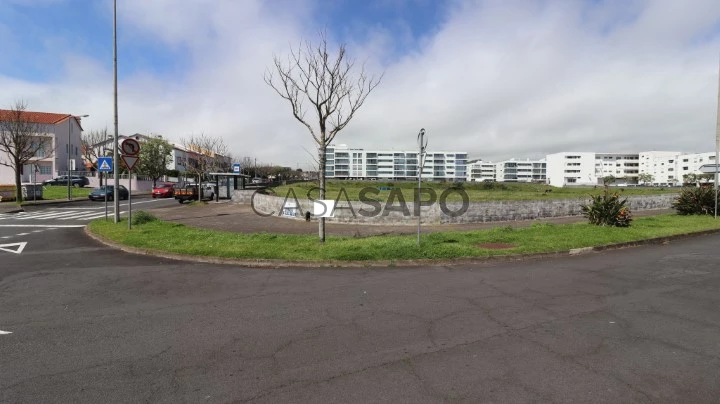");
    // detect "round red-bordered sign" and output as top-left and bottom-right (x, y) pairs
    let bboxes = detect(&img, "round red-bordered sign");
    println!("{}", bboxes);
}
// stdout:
(121, 138), (141, 155)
